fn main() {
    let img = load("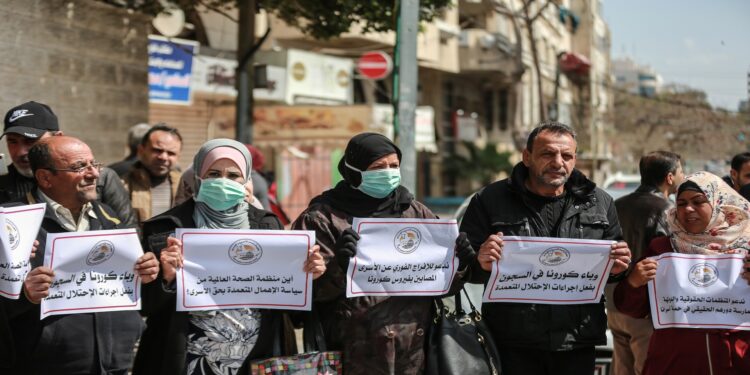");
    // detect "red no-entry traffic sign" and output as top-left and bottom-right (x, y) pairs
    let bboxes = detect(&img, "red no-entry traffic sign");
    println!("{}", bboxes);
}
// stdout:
(357, 51), (393, 80)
